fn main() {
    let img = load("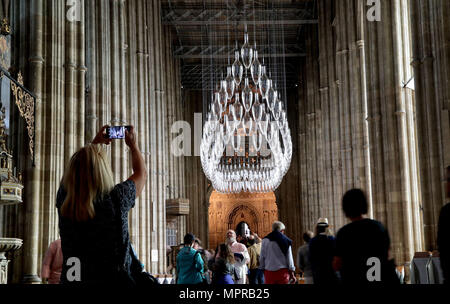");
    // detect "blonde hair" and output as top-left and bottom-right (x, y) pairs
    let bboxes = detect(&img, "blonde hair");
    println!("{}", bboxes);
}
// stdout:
(60, 144), (115, 222)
